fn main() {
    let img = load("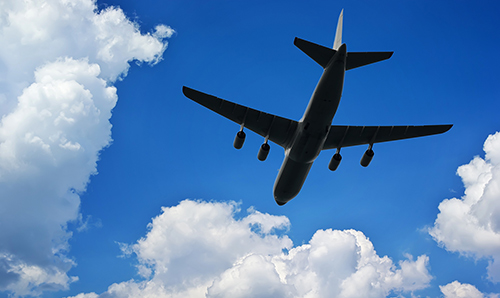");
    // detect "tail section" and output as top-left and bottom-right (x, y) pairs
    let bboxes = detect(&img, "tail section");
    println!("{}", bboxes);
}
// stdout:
(293, 10), (344, 68)
(333, 9), (343, 50)
(294, 9), (393, 69)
